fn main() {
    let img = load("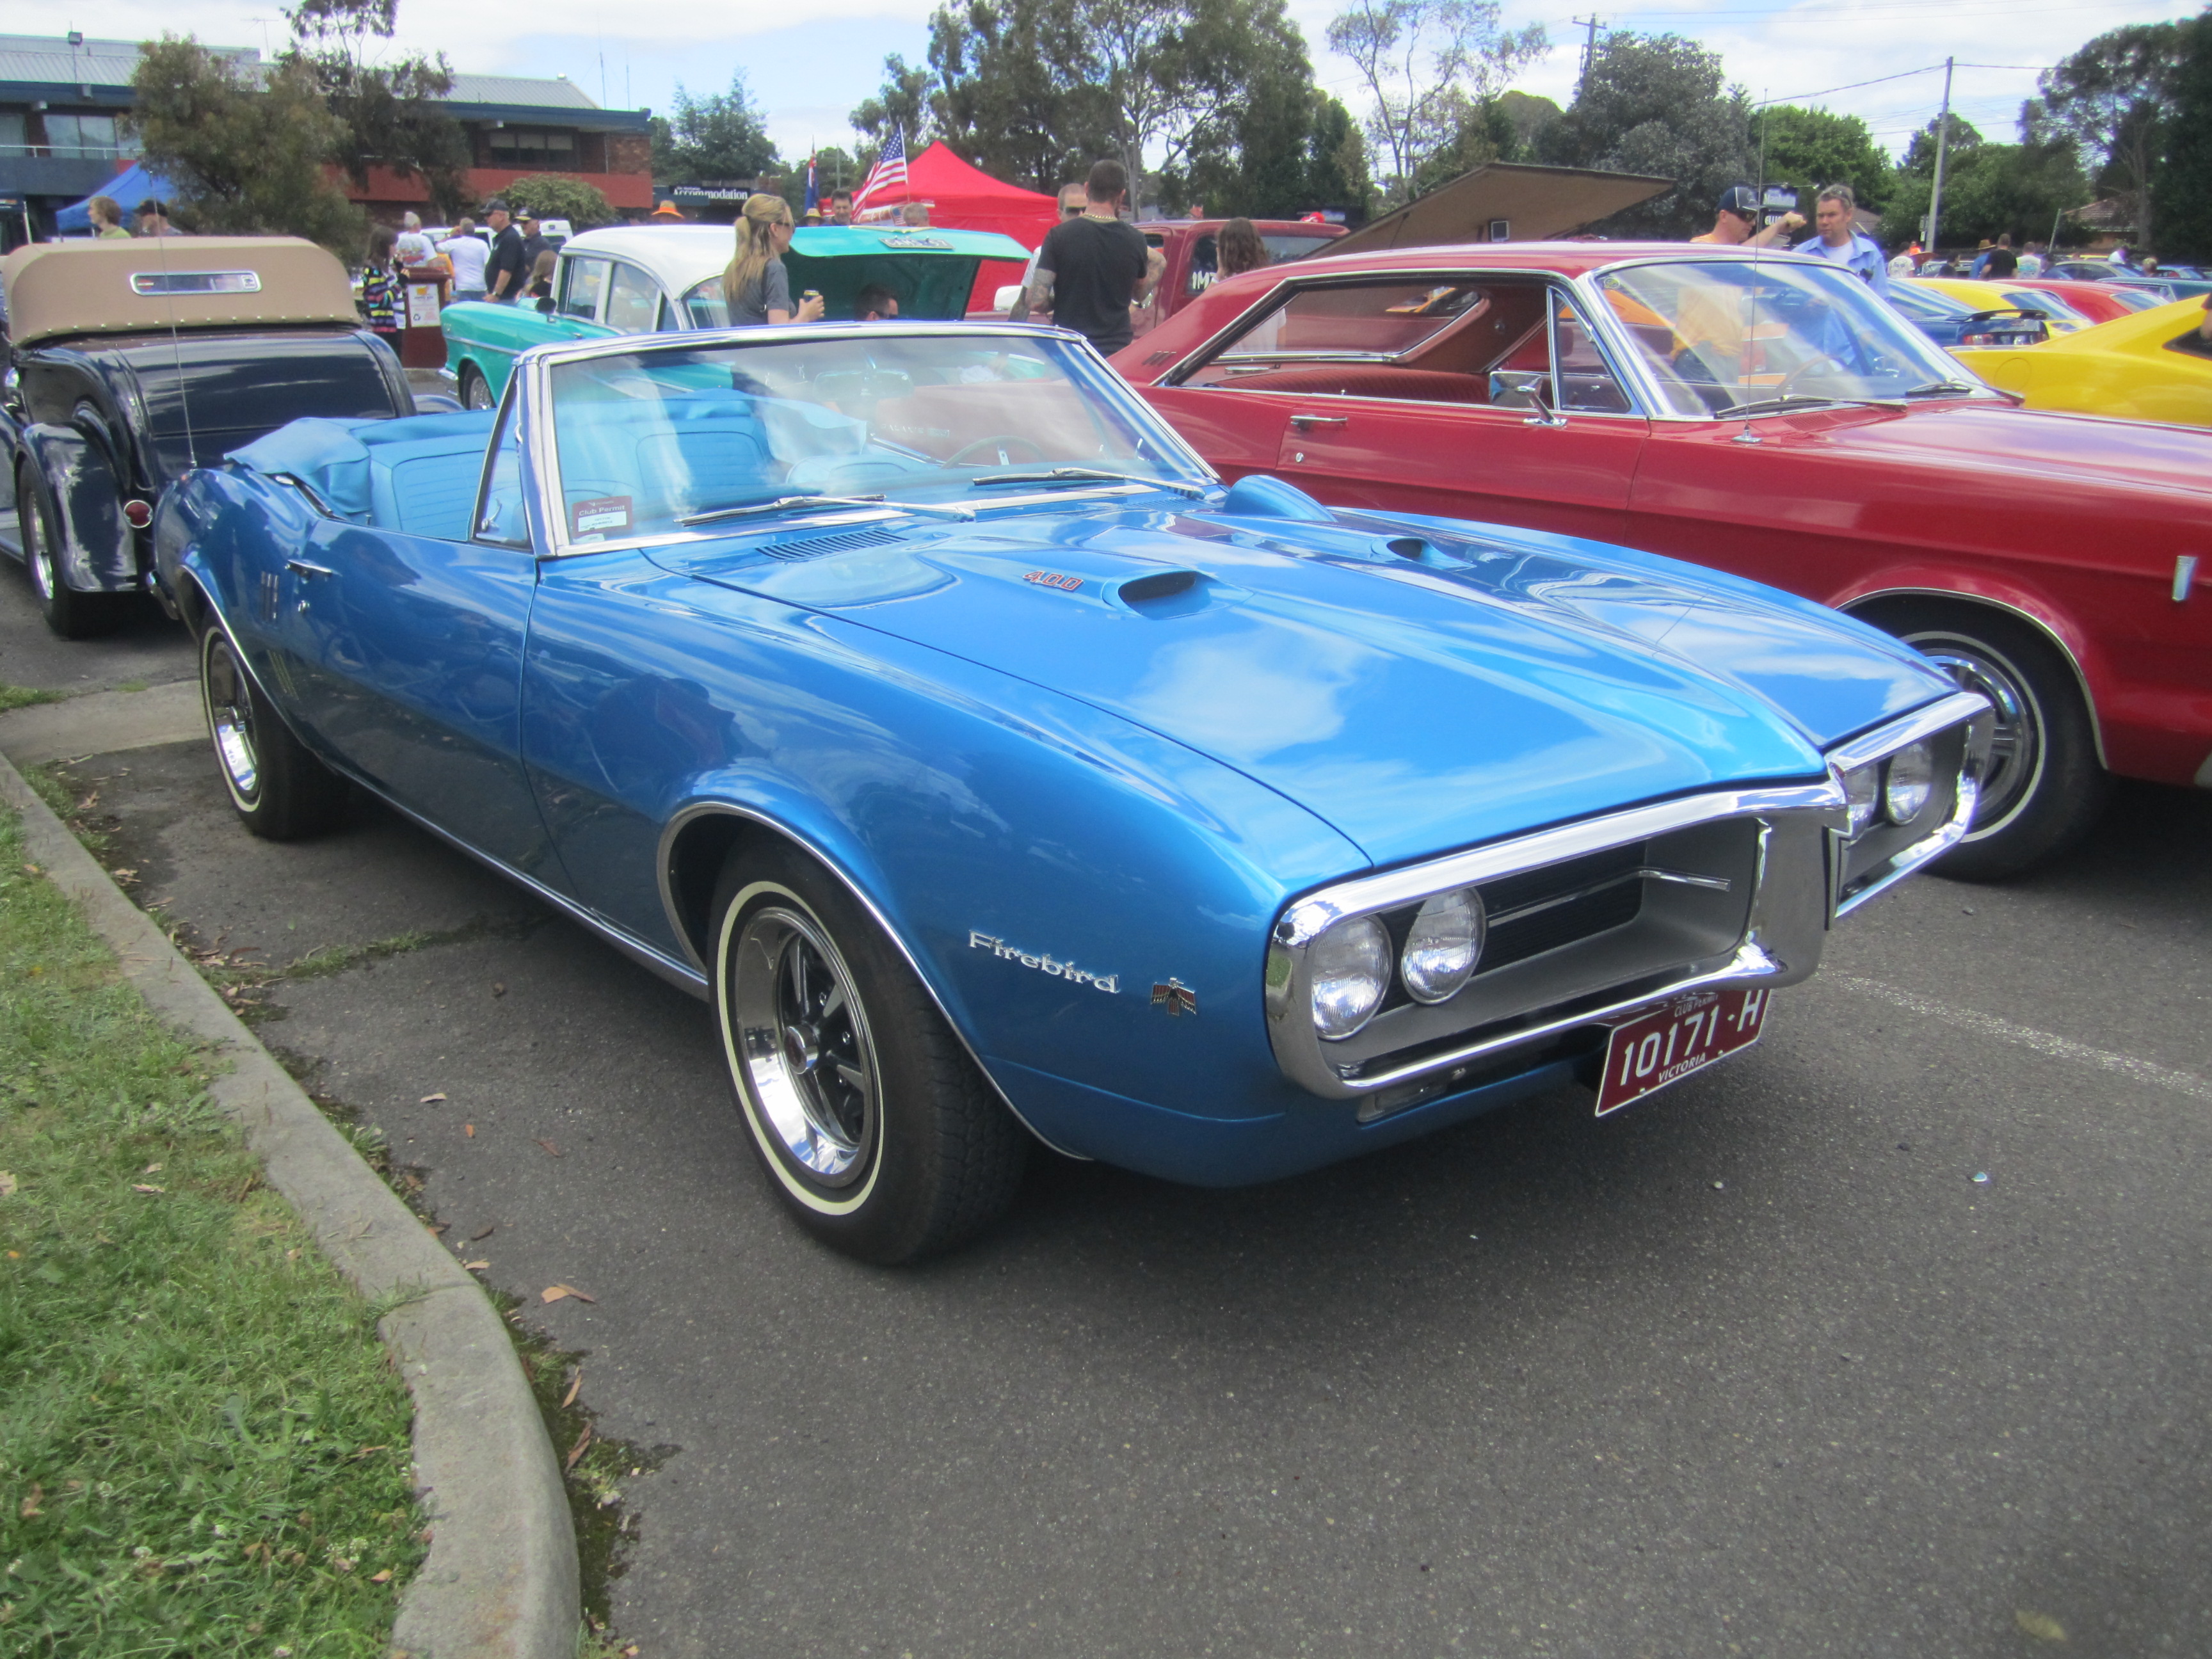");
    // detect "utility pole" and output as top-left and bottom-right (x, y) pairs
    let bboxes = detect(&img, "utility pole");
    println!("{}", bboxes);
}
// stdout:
(1925, 56), (1954, 254)
(1571, 16), (1604, 90)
